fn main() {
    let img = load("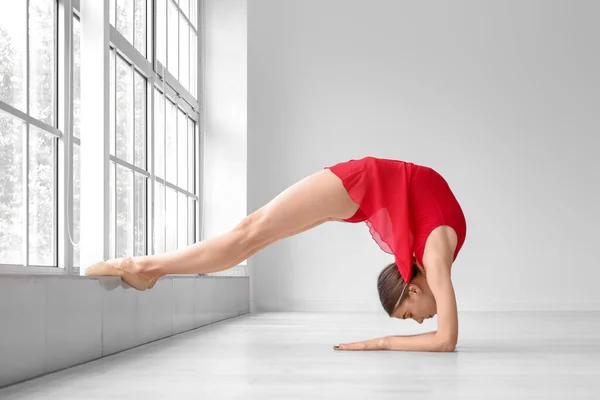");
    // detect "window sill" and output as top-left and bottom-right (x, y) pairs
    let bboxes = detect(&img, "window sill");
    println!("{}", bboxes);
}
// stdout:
(0, 265), (67, 275)
(0, 269), (248, 280)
